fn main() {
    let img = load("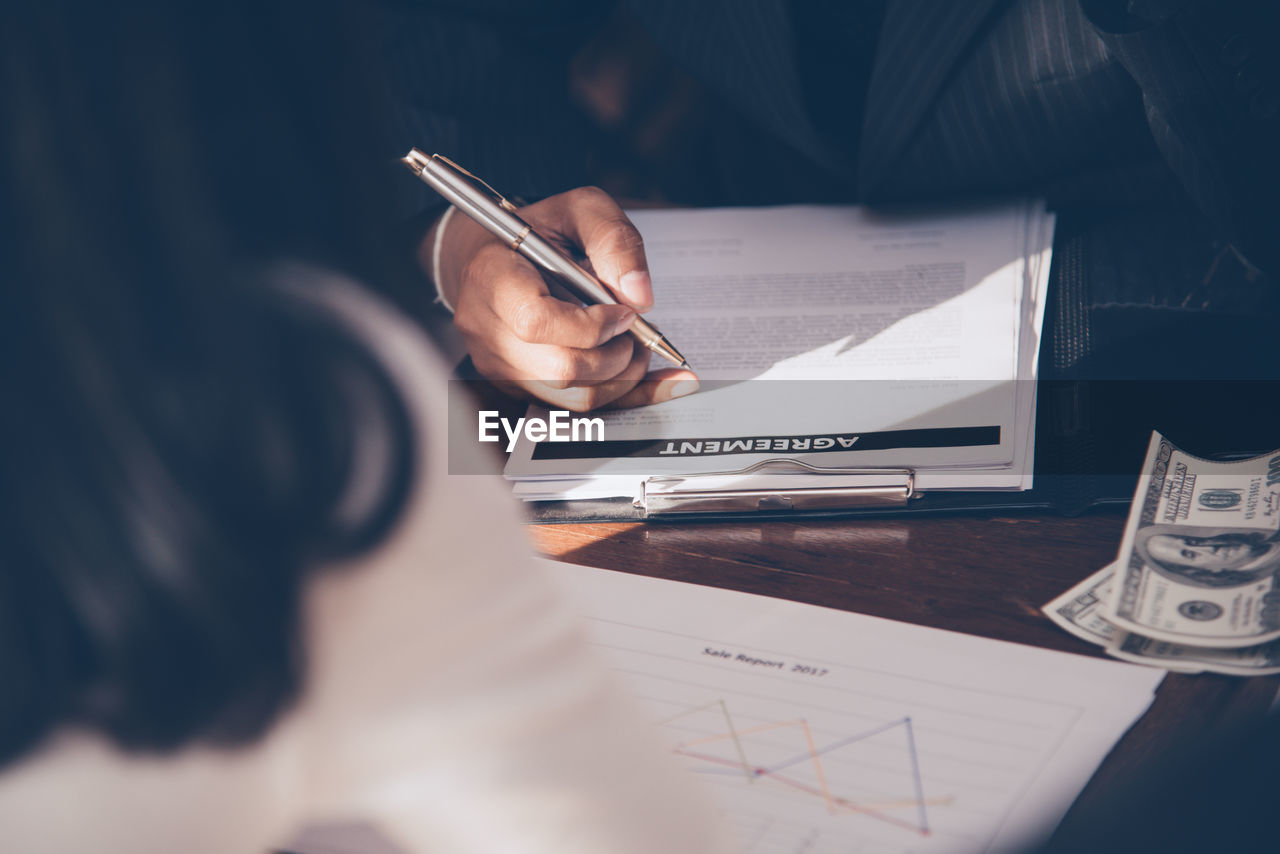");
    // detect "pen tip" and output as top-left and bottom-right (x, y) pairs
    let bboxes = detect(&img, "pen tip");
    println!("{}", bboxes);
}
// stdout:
(680, 360), (691, 370)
